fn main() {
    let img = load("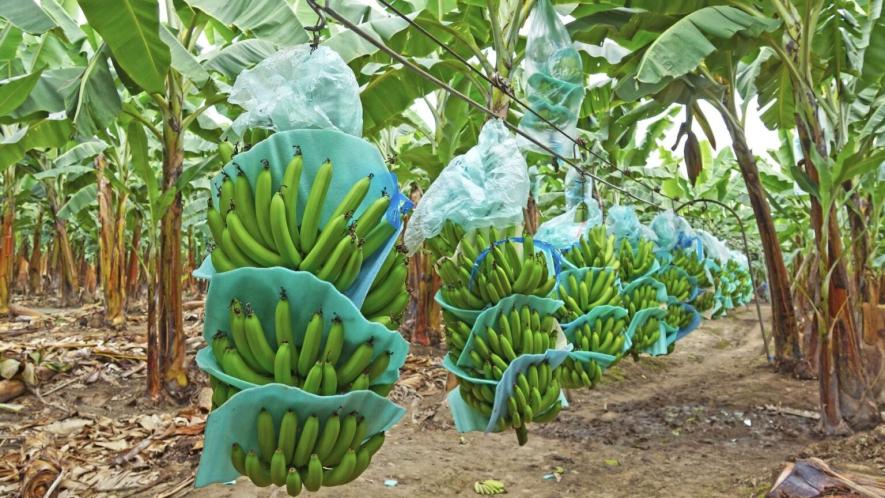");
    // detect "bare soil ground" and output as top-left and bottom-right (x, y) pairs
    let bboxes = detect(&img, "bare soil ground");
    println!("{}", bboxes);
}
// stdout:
(2, 303), (882, 497)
